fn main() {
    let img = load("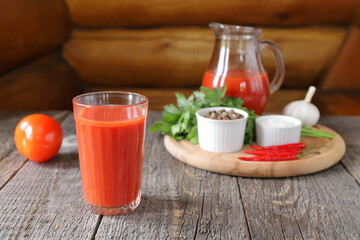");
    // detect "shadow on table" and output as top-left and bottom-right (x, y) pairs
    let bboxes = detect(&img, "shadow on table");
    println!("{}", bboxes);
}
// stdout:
(41, 152), (80, 169)
(103, 194), (186, 220)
